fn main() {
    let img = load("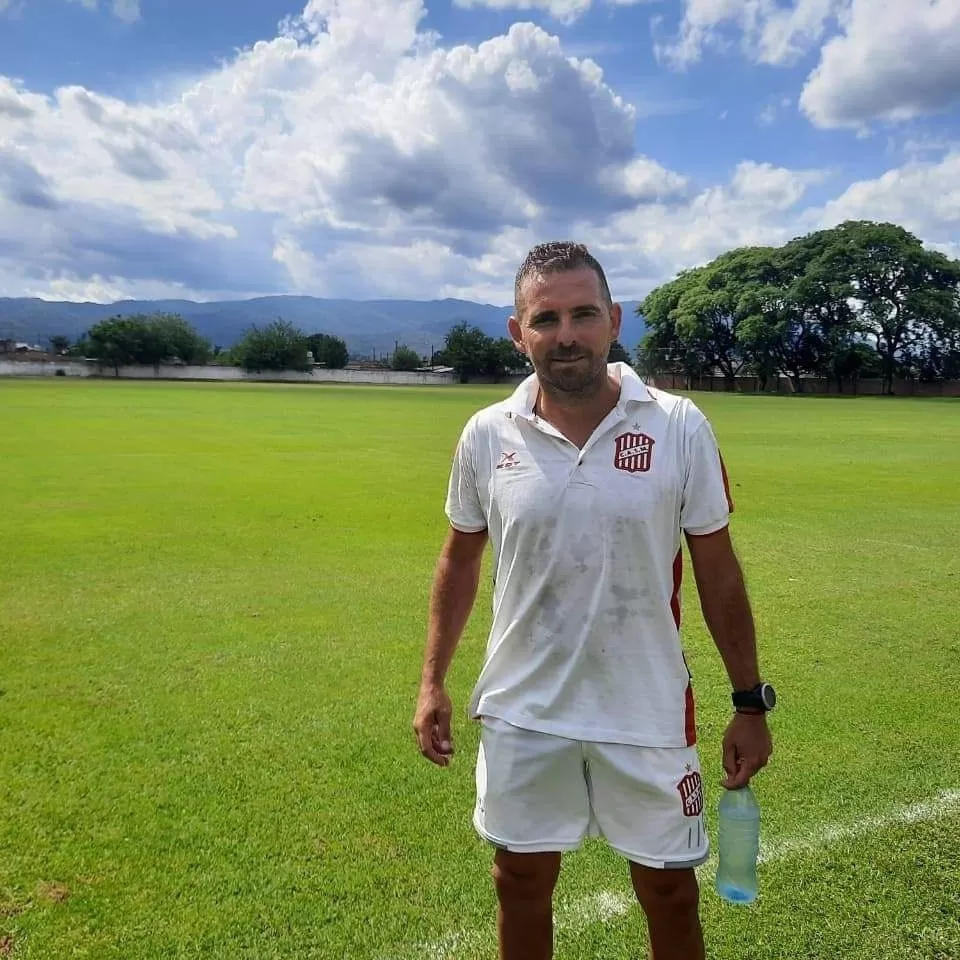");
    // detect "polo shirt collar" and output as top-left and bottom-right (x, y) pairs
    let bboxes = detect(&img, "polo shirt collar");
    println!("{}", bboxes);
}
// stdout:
(504, 361), (652, 419)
